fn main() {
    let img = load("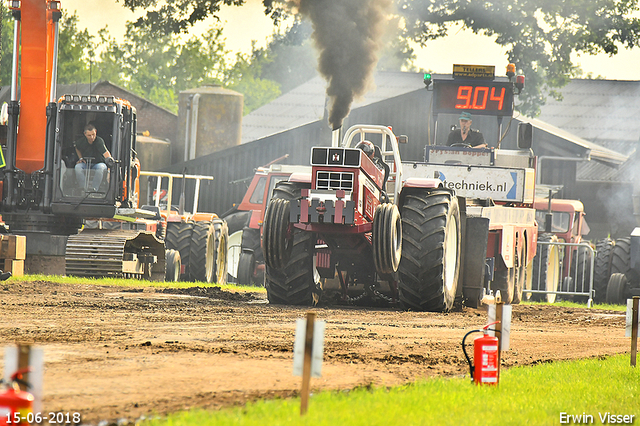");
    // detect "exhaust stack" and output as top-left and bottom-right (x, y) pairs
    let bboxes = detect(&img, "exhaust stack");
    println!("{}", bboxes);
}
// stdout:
(331, 128), (341, 147)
